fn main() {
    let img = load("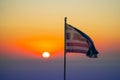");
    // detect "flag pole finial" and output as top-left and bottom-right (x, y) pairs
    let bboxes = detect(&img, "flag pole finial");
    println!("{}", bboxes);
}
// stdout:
(65, 17), (67, 23)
